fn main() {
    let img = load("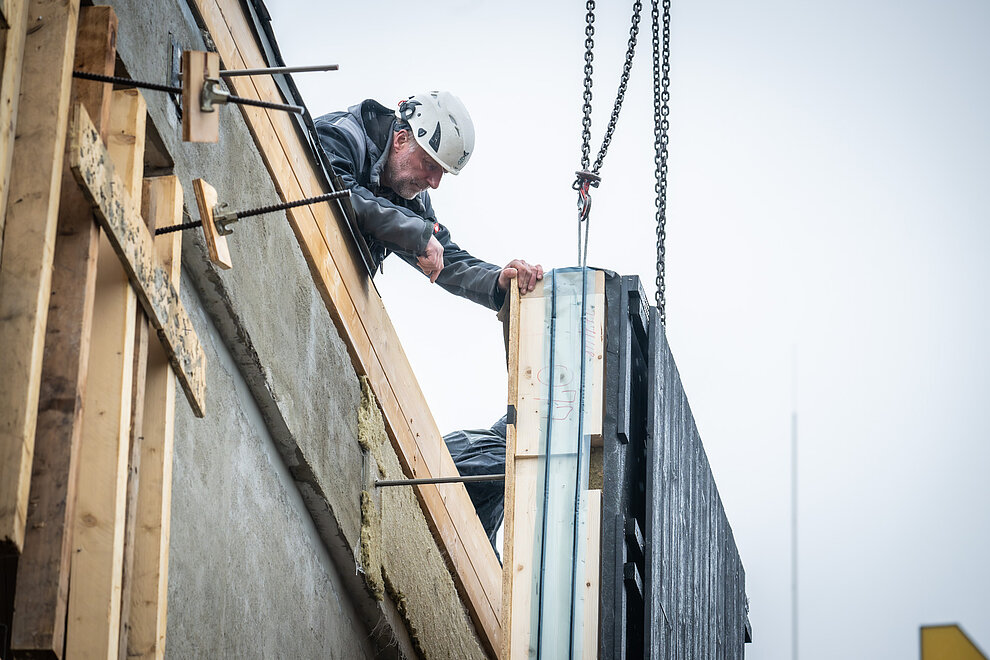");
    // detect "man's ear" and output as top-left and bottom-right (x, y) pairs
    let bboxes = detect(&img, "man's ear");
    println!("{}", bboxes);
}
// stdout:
(393, 129), (409, 150)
